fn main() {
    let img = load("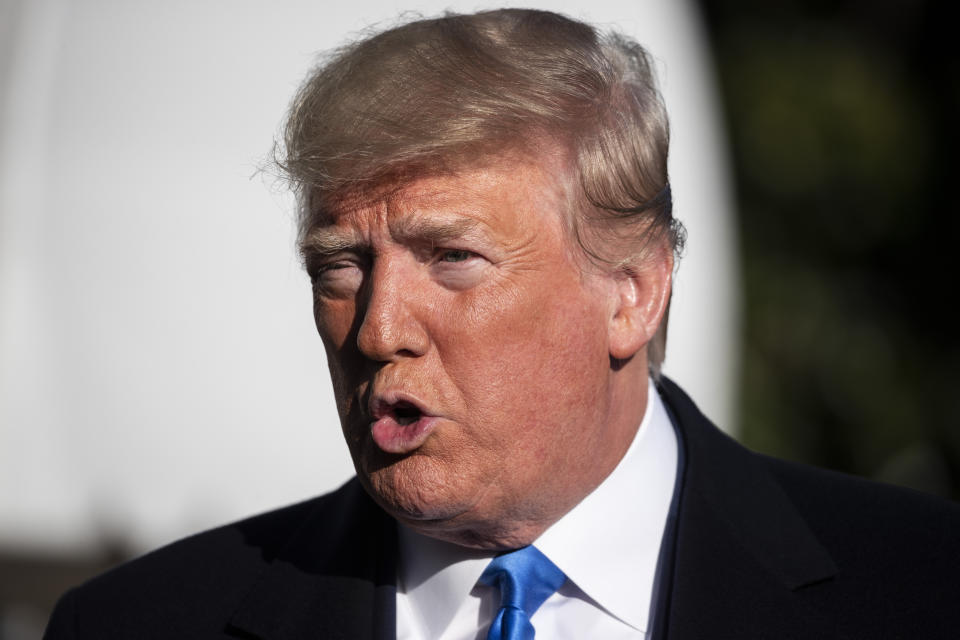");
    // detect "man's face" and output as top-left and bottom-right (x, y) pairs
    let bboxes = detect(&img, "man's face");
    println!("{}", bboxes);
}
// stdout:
(305, 157), (632, 548)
